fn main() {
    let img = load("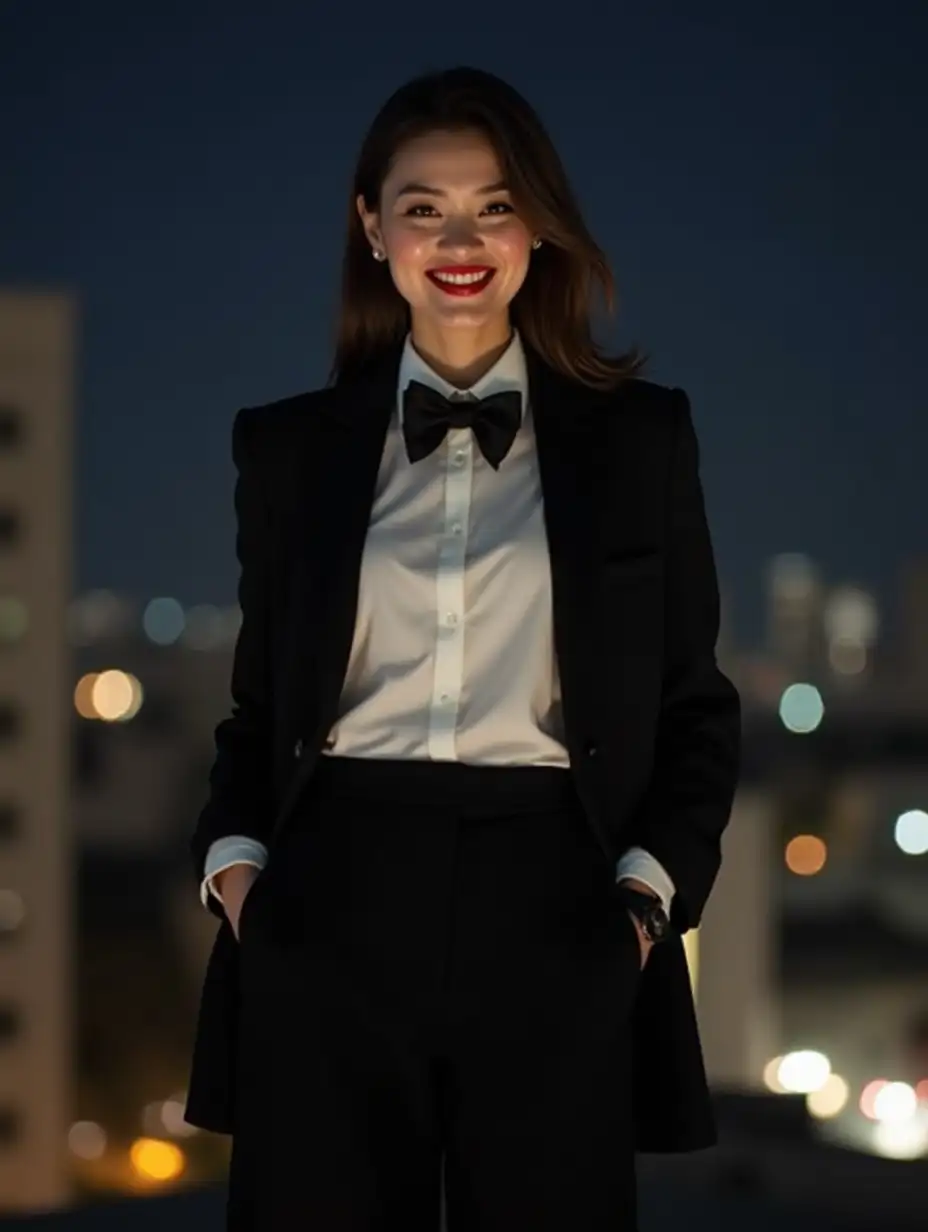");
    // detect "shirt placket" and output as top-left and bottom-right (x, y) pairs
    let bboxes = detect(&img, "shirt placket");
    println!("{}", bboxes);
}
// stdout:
(427, 421), (473, 760)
